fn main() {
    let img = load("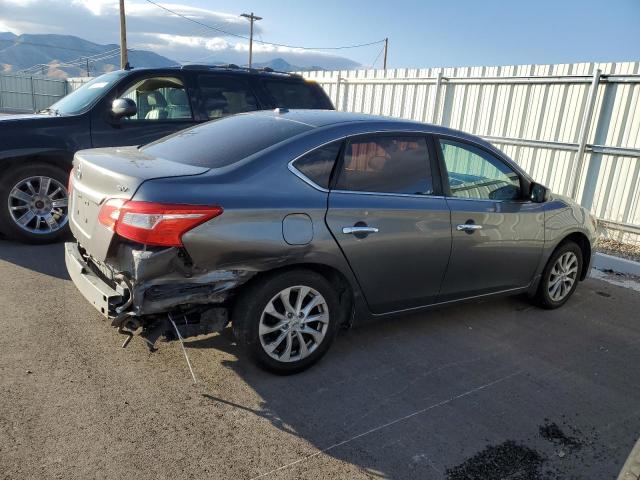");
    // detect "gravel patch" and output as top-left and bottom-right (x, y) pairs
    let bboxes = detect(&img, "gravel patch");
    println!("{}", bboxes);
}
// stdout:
(597, 238), (640, 263)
